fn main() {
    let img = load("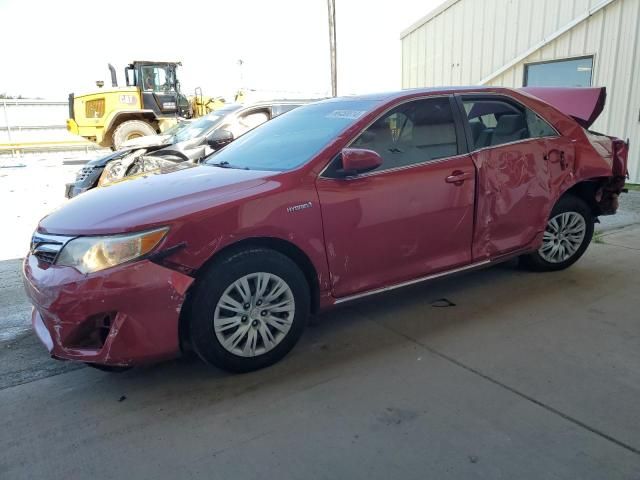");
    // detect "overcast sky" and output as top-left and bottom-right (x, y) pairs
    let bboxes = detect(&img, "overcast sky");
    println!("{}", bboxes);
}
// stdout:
(0, 0), (446, 100)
